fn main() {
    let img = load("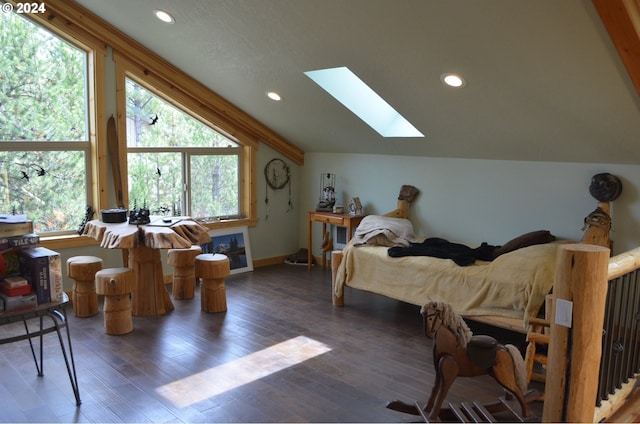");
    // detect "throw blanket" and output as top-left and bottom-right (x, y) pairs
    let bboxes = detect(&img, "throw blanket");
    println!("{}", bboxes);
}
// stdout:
(334, 240), (570, 323)
(352, 215), (416, 247)
(388, 237), (498, 266)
